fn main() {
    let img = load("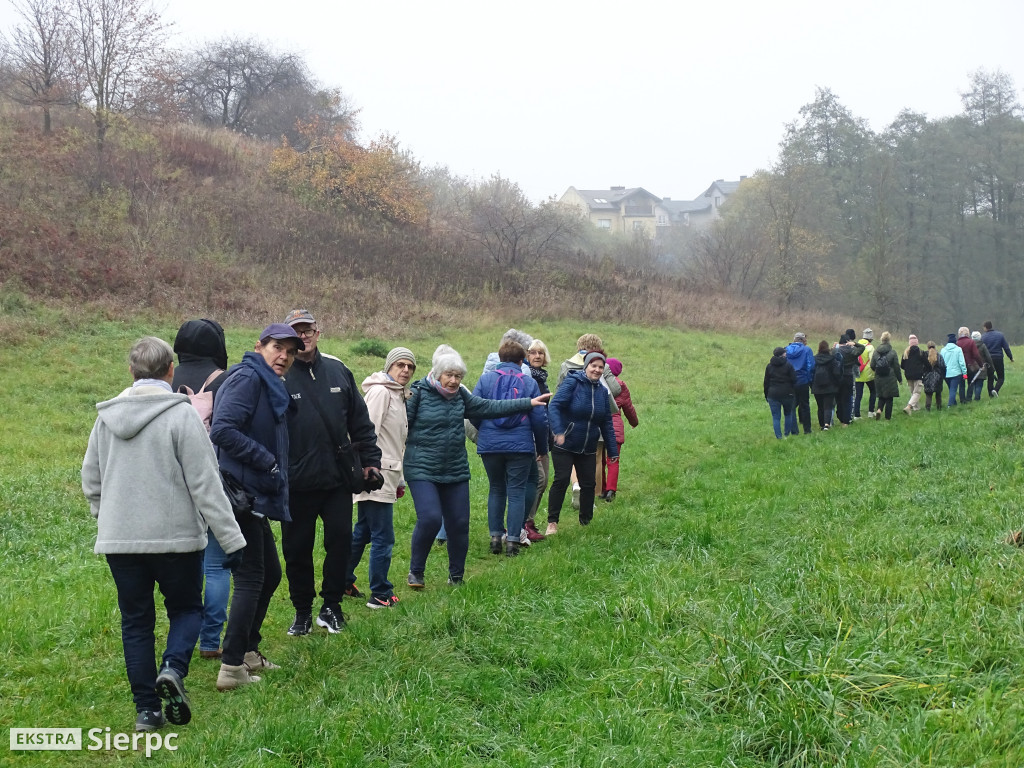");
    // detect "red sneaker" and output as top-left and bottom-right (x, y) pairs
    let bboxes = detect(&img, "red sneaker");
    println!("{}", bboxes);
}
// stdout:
(524, 520), (546, 541)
